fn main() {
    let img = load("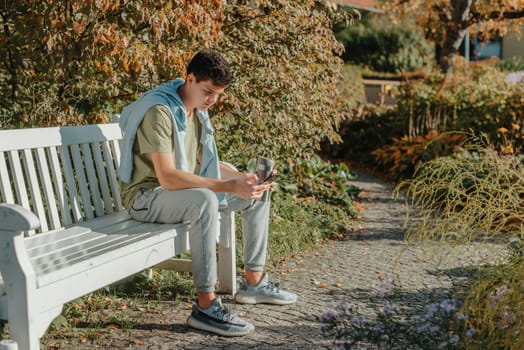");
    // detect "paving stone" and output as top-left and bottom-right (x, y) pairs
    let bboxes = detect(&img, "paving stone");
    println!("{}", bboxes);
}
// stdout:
(43, 172), (508, 349)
